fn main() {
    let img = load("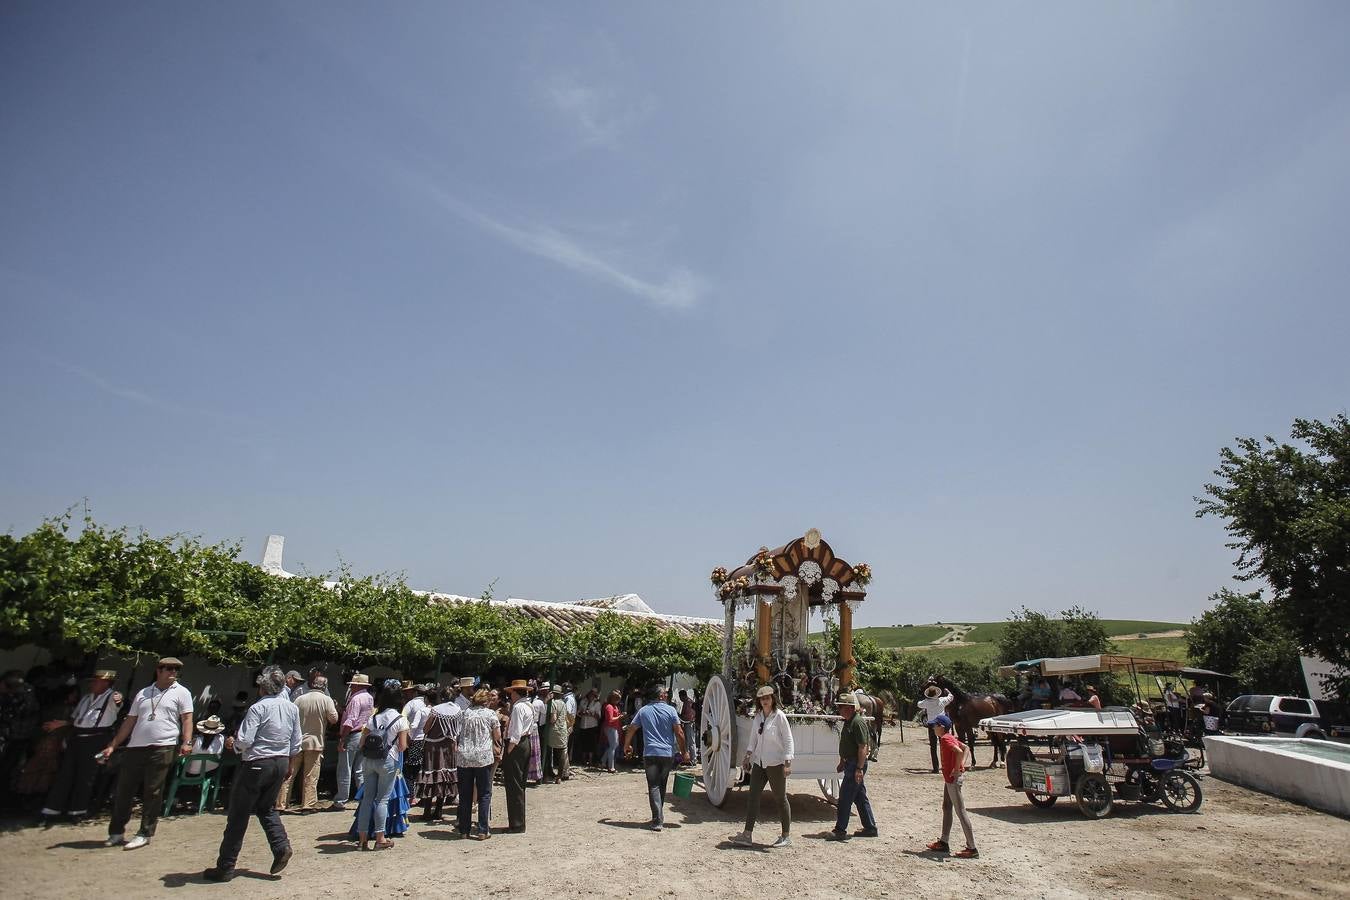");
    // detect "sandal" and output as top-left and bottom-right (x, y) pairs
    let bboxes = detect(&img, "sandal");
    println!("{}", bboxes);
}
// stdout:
(954, 848), (979, 859)
(926, 840), (949, 853)
(373, 840), (395, 851)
